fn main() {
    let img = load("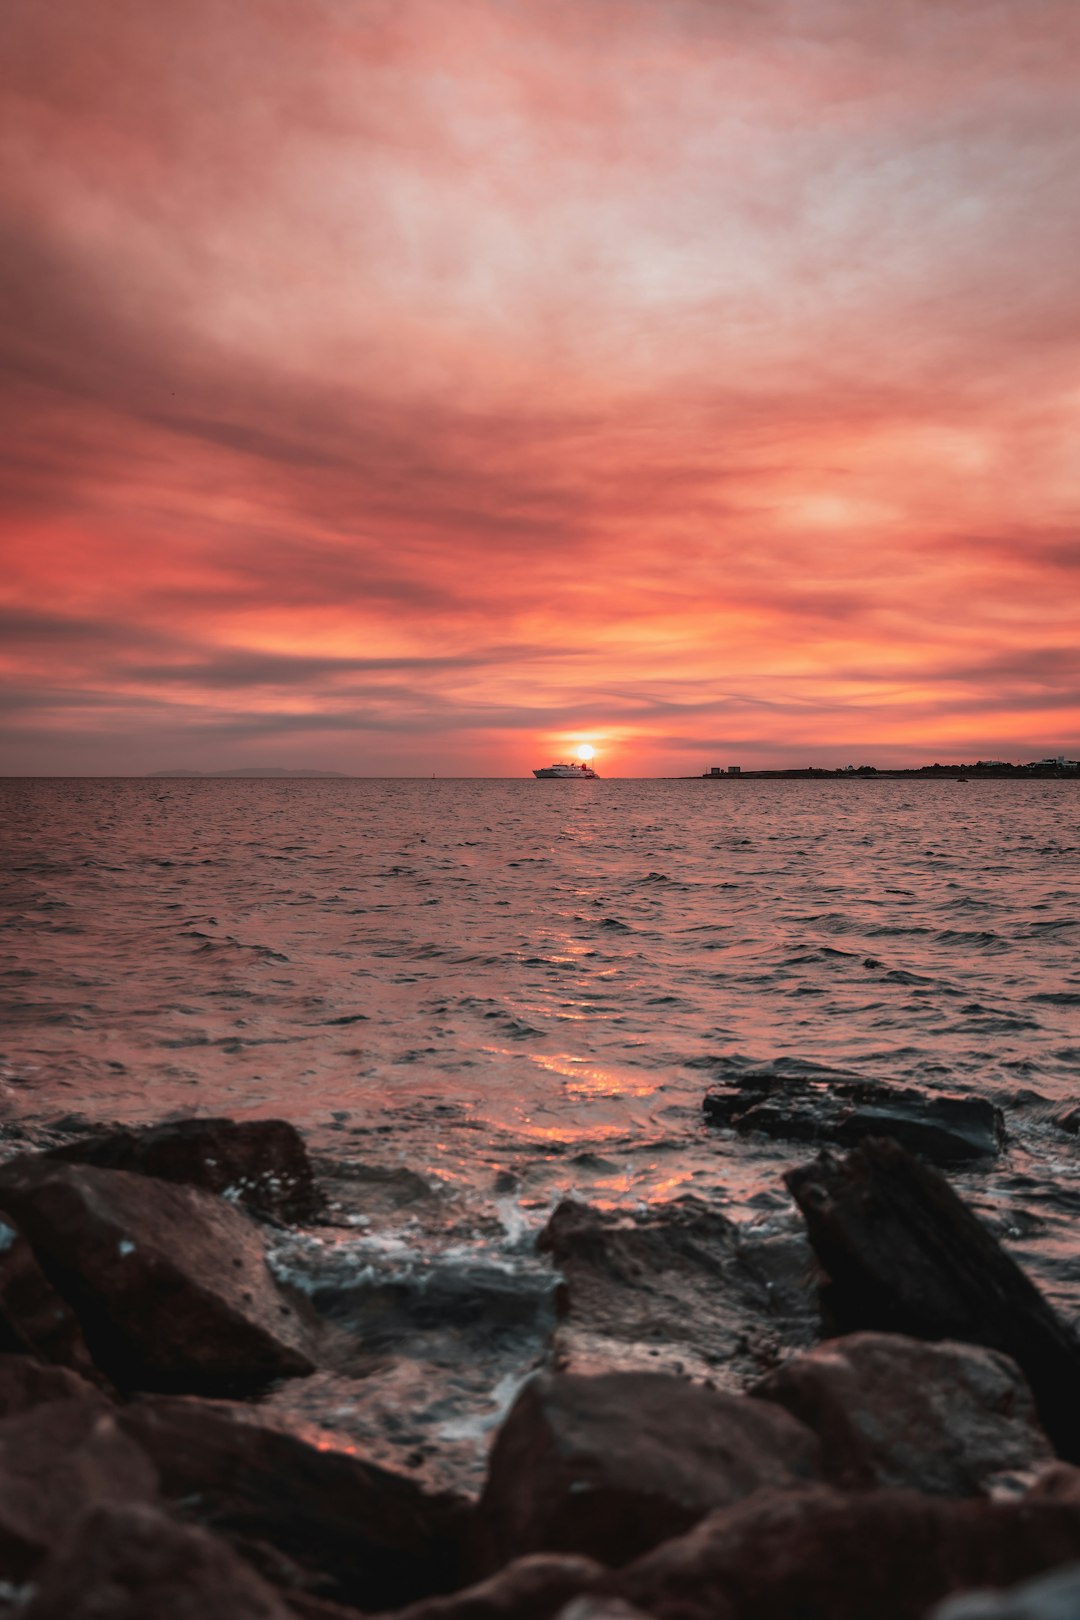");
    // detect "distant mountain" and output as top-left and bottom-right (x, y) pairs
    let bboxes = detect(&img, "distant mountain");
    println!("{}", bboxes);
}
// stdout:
(148, 768), (350, 778)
